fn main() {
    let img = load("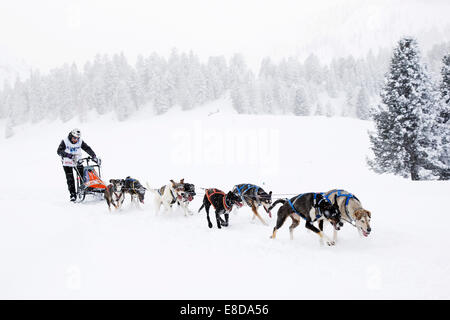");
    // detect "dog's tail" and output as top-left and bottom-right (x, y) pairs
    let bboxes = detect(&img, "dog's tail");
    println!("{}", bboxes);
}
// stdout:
(198, 203), (205, 213)
(268, 199), (286, 211)
(146, 182), (159, 195)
